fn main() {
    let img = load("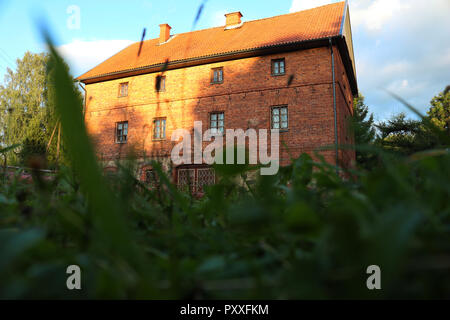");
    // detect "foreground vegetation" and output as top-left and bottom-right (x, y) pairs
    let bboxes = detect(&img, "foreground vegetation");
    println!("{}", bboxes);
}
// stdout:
(1, 143), (450, 298)
(0, 34), (449, 299)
